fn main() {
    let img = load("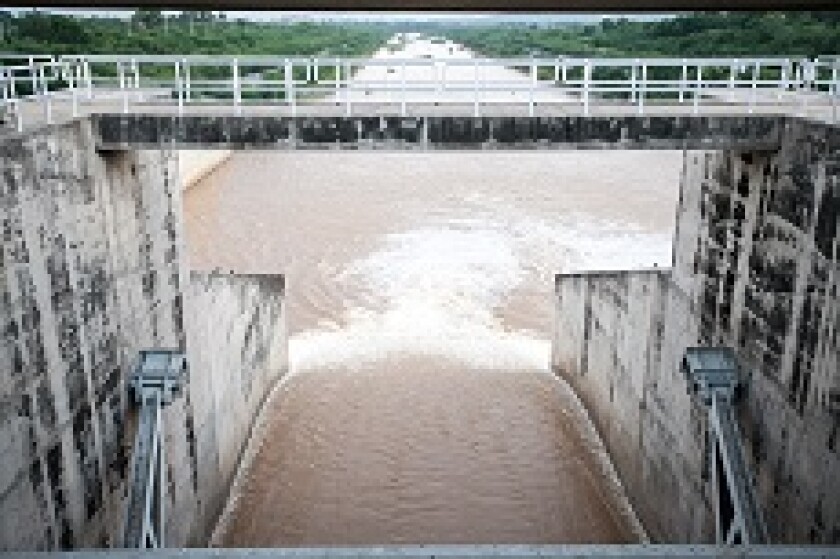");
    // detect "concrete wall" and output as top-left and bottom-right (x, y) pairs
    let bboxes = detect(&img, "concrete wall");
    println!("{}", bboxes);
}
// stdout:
(94, 115), (784, 151)
(552, 119), (839, 544)
(0, 120), (287, 550)
(174, 271), (287, 546)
